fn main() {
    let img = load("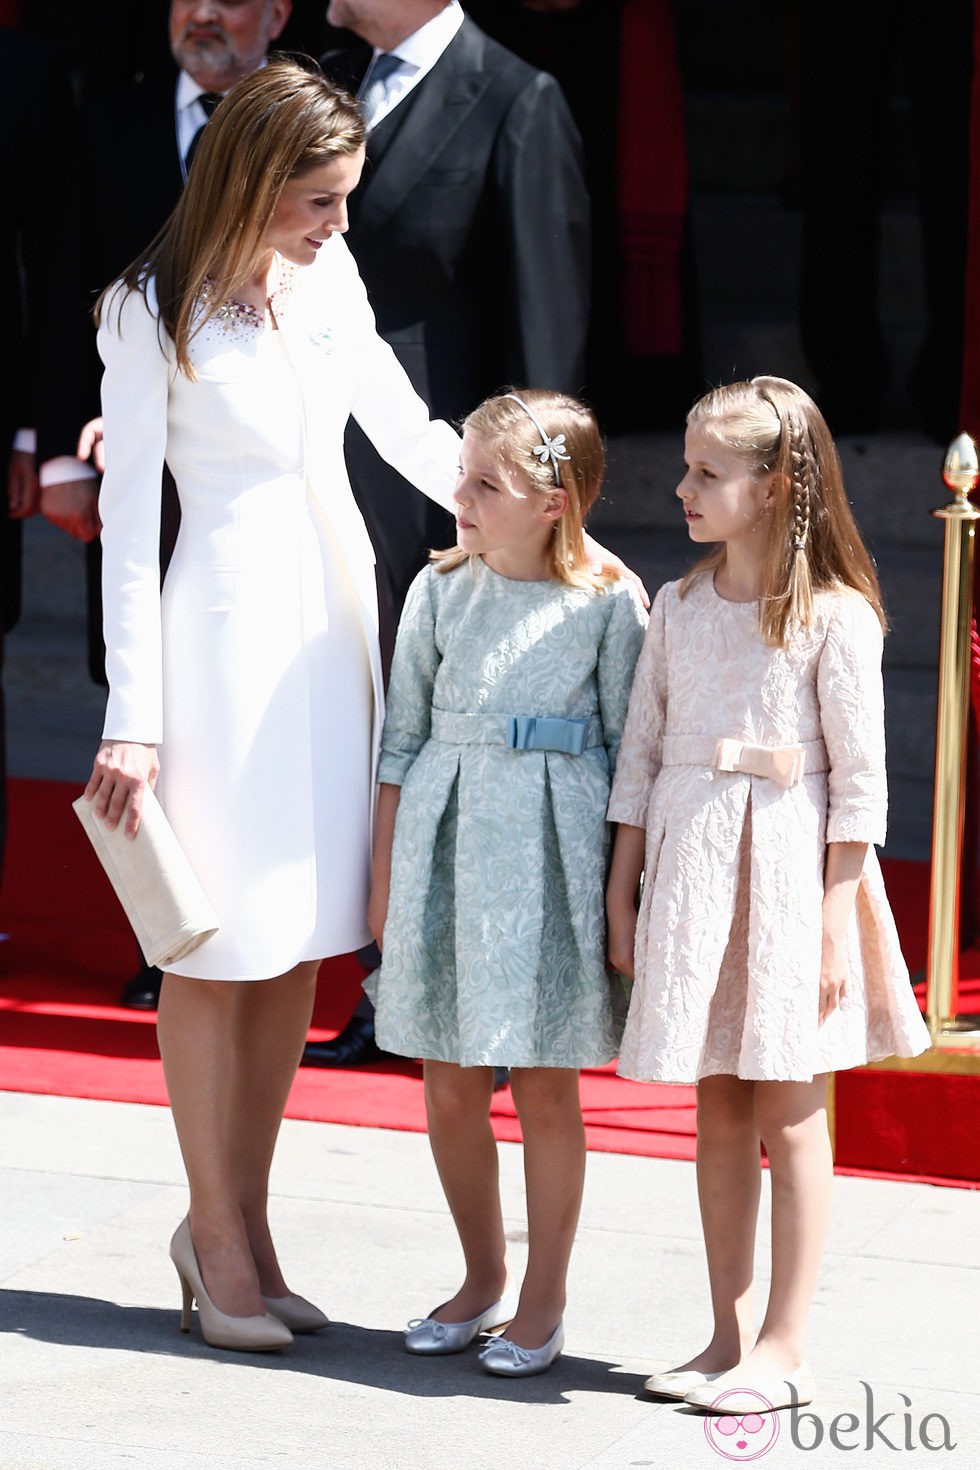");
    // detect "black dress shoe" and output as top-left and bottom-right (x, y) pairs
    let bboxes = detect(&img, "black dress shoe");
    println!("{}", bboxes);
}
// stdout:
(120, 963), (163, 1010)
(301, 1015), (390, 1068)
